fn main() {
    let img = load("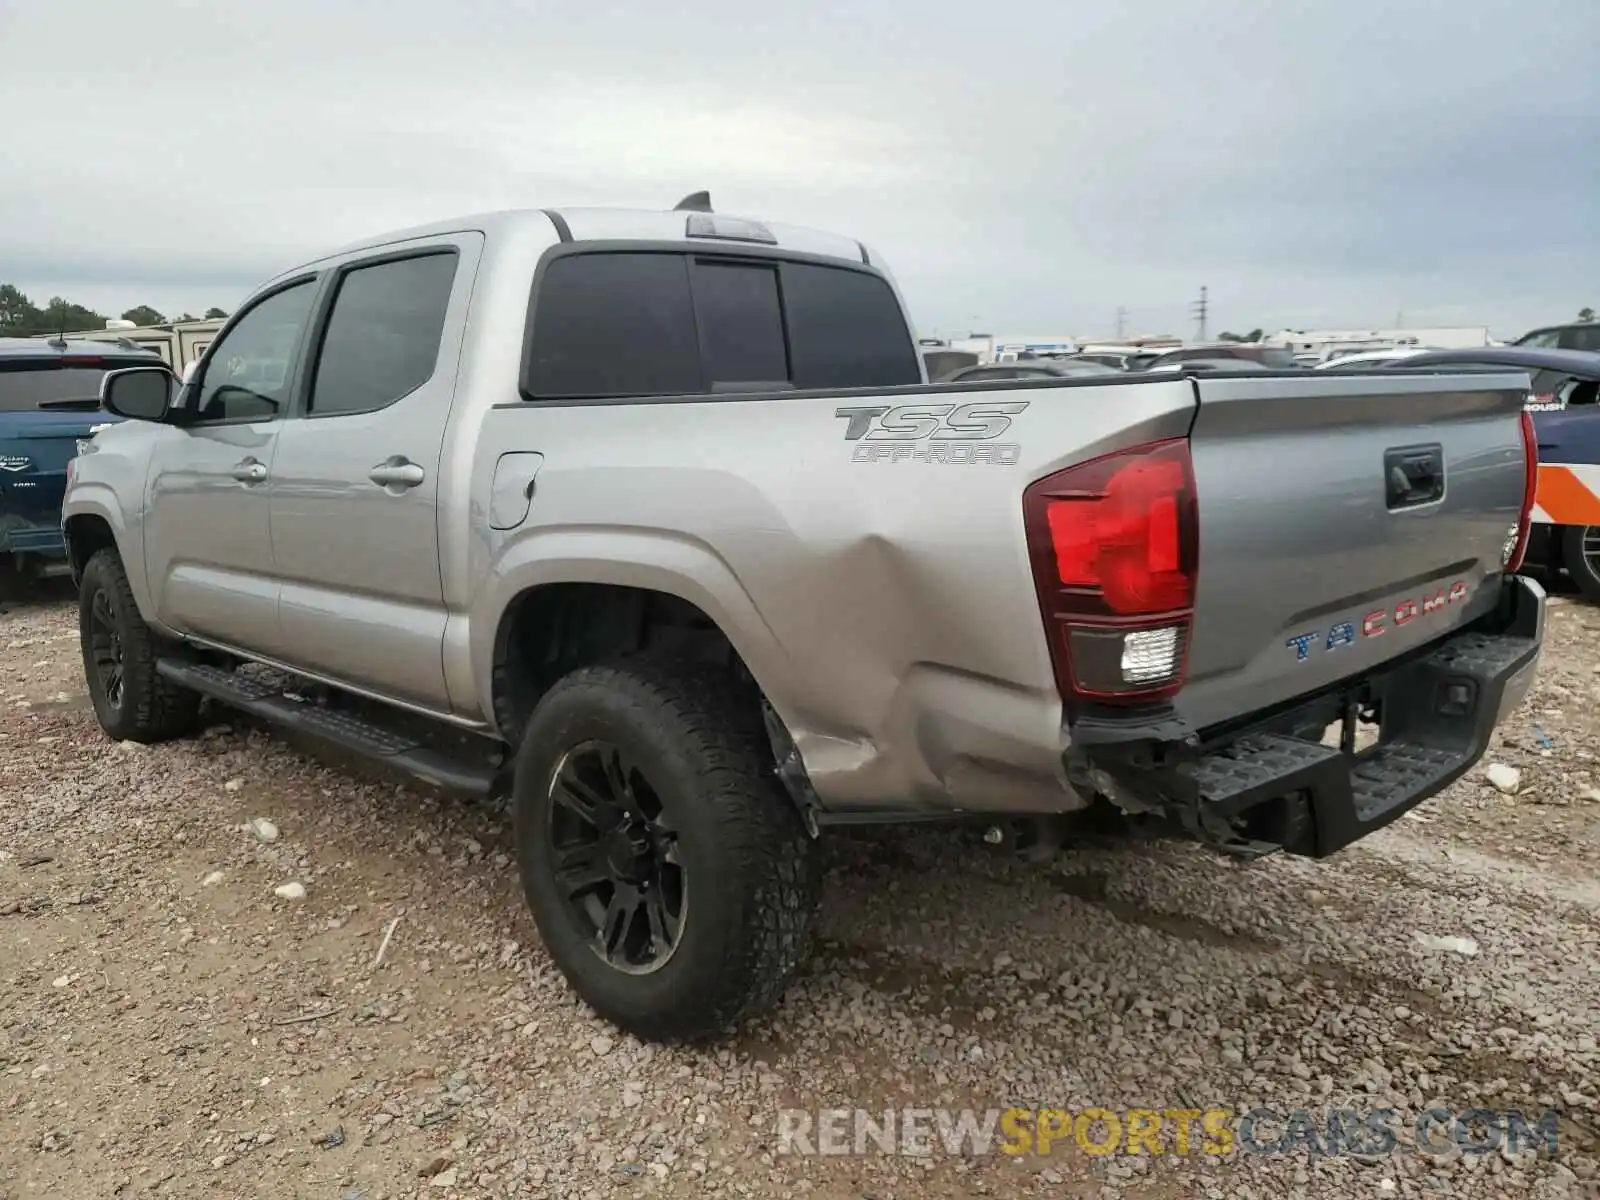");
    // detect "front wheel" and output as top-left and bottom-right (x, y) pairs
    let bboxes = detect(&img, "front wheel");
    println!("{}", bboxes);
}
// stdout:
(1562, 524), (1600, 602)
(512, 659), (820, 1042)
(78, 549), (201, 742)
